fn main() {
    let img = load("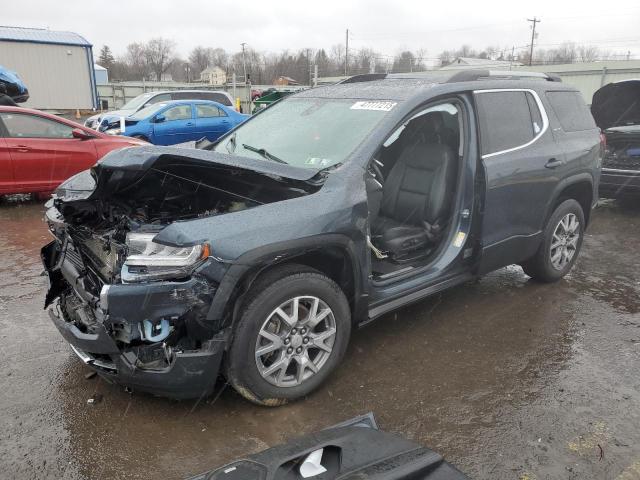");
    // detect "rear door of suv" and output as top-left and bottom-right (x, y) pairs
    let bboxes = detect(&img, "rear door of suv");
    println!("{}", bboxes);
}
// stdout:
(473, 88), (560, 273)
(544, 90), (601, 196)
